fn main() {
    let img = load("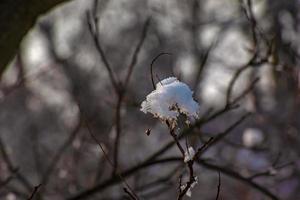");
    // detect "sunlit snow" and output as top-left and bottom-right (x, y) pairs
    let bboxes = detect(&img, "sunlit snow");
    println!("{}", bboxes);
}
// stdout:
(141, 77), (200, 123)
(184, 146), (196, 163)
